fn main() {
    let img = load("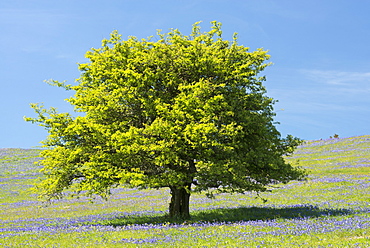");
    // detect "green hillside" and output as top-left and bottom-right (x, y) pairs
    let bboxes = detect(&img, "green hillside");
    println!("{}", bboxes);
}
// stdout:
(0, 136), (369, 247)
